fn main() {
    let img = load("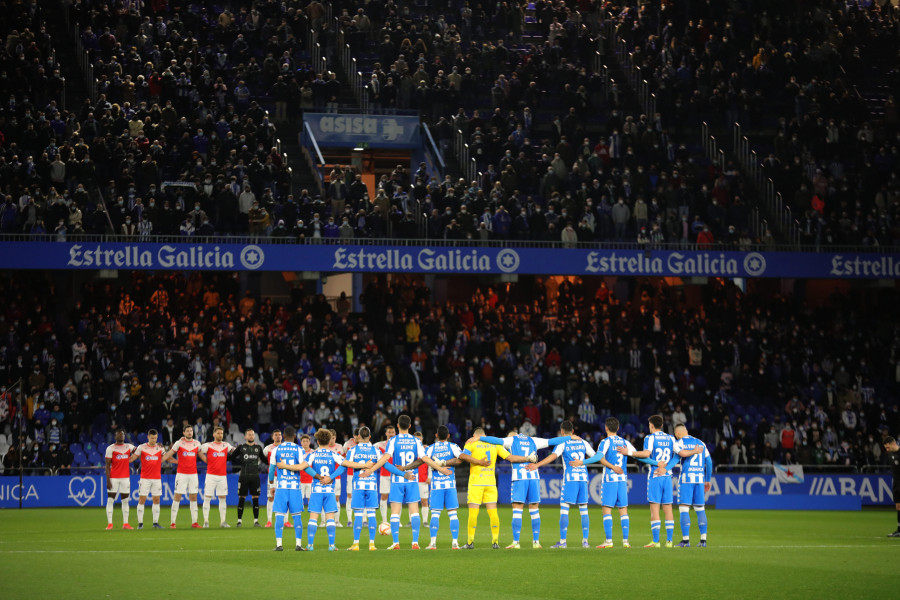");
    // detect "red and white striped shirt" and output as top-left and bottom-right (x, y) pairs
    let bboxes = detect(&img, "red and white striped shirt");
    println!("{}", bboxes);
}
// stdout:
(171, 438), (202, 474)
(134, 443), (164, 480)
(105, 443), (135, 479)
(201, 441), (234, 476)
